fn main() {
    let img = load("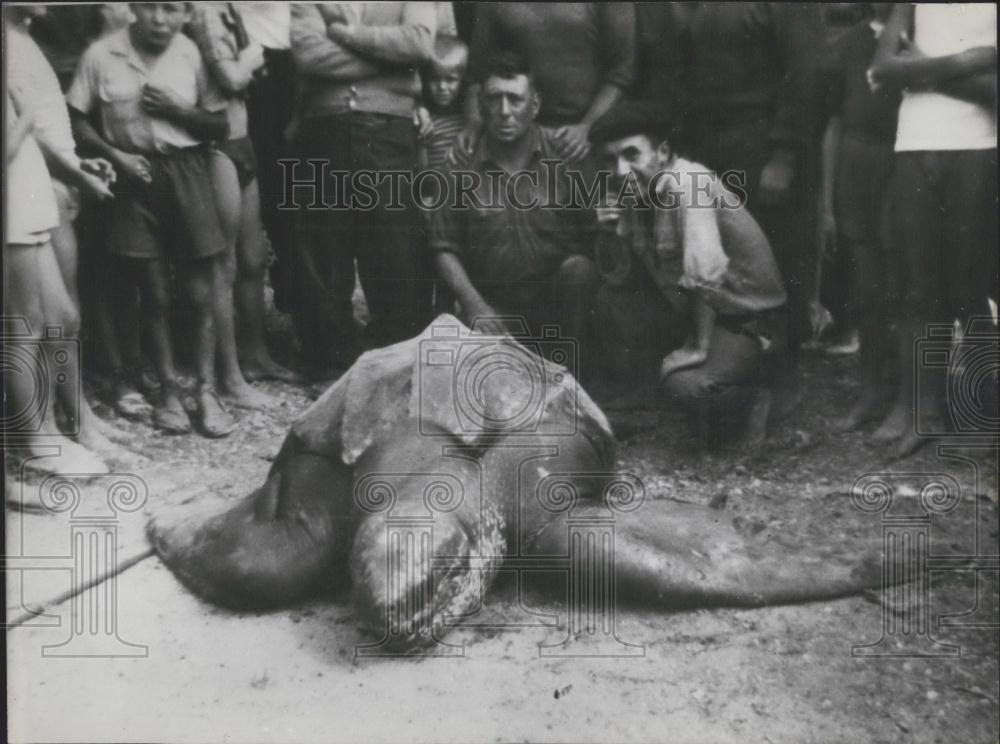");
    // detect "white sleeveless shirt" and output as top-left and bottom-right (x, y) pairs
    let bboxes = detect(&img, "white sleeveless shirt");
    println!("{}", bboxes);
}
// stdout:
(895, 3), (997, 152)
